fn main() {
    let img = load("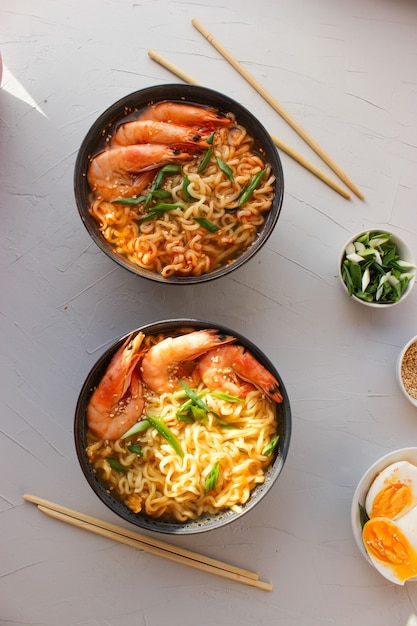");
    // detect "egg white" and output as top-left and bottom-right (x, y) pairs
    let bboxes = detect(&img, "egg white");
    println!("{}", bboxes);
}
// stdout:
(397, 503), (417, 535)
(365, 461), (417, 520)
